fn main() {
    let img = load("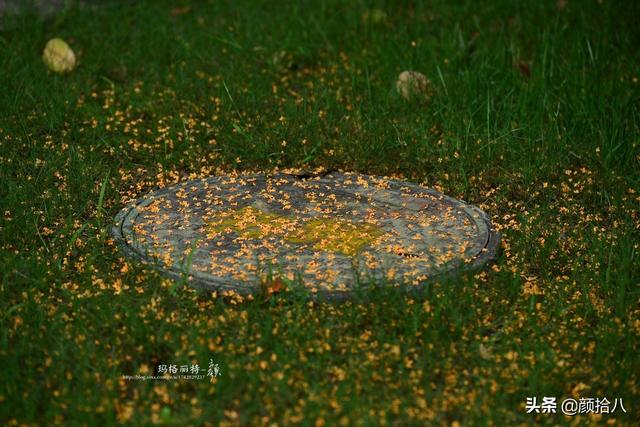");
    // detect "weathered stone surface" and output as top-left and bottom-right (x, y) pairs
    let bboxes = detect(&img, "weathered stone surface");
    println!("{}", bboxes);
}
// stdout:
(112, 172), (500, 300)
